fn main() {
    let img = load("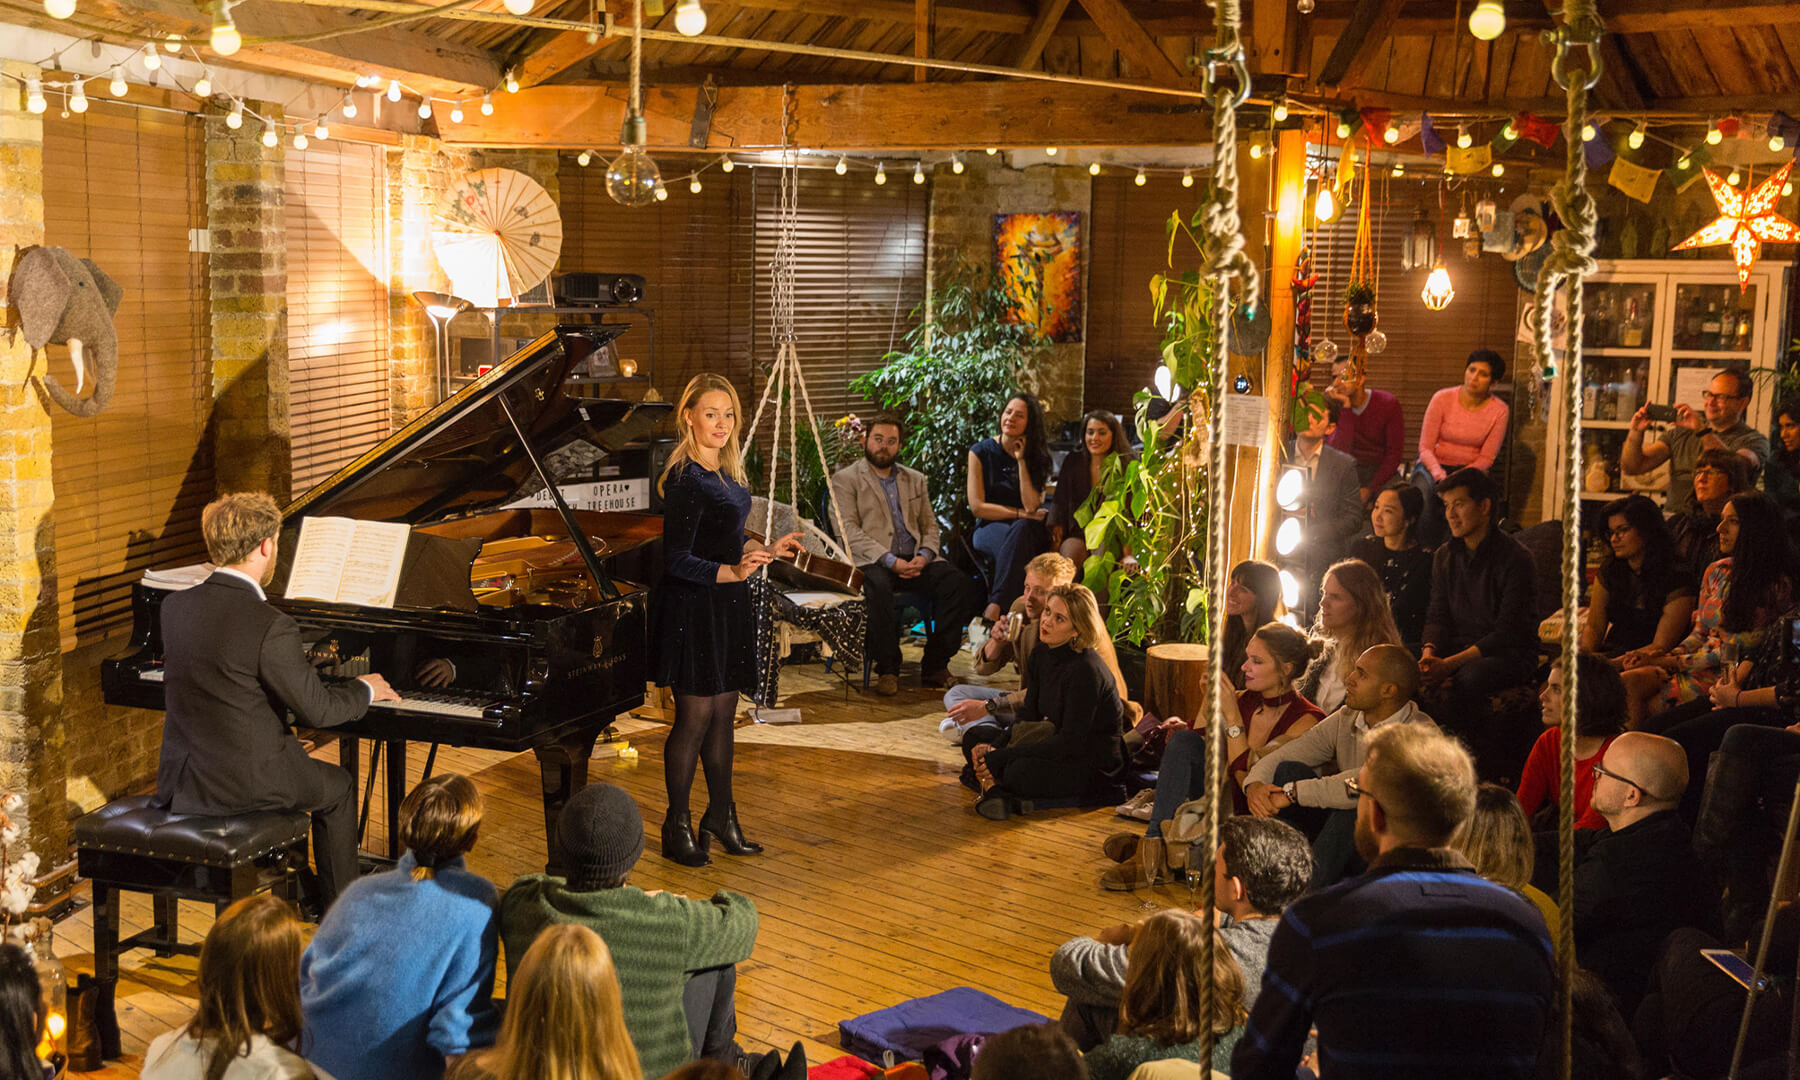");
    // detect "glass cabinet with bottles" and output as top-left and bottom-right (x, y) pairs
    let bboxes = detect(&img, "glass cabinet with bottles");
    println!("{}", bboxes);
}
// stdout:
(1541, 259), (1788, 521)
